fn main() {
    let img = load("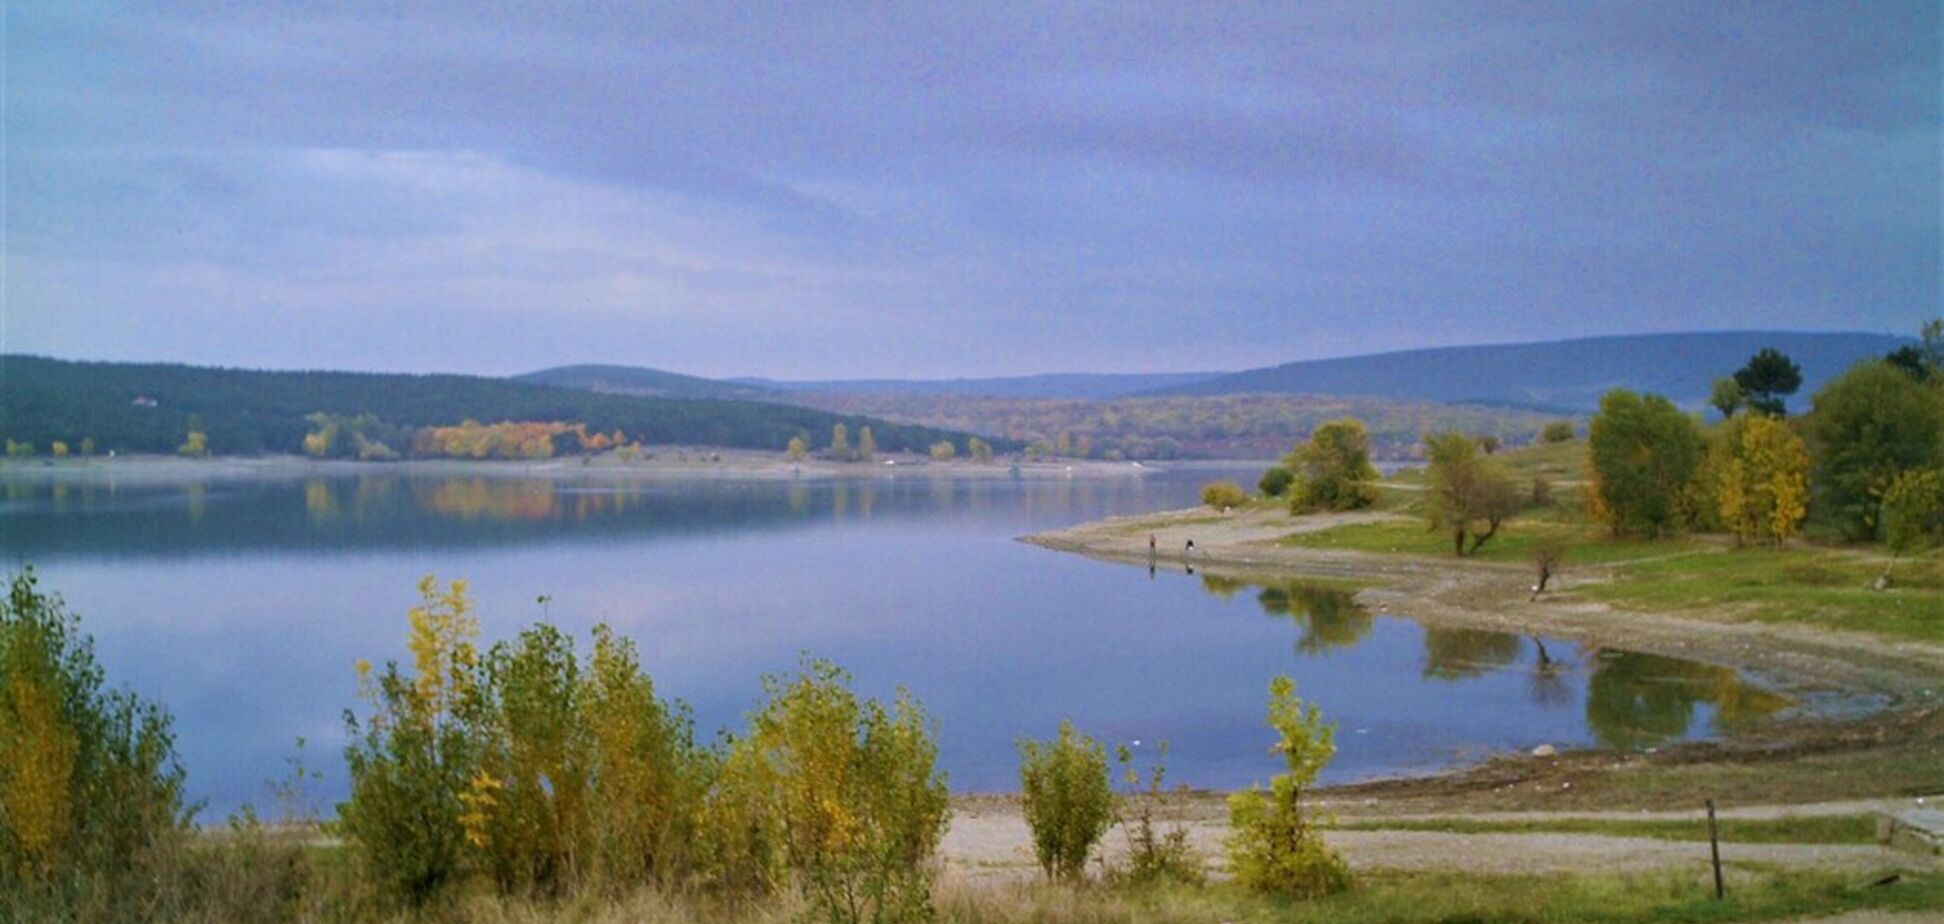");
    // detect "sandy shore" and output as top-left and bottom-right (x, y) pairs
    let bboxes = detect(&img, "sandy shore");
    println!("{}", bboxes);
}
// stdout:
(1021, 505), (1944, 709)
